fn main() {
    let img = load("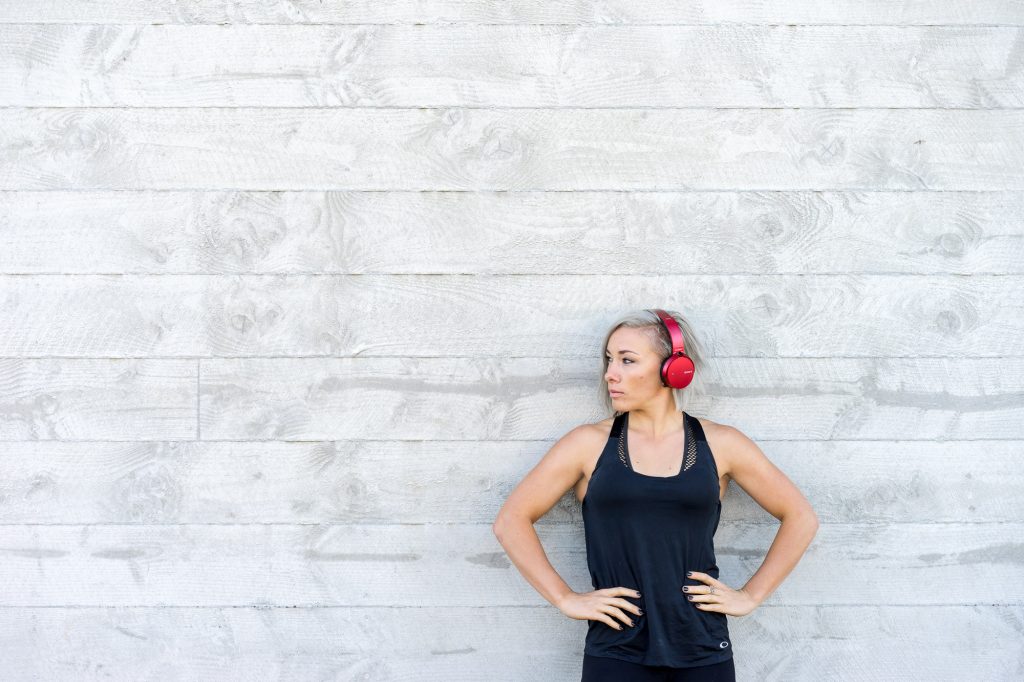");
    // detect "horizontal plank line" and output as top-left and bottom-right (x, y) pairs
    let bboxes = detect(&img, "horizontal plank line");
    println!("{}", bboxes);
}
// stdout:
(0, 603), (1018, 609)
(1, 356), (1023, 361)
(0, 521), (1014, 527)
(3, 105), (1024, 111)
(2, 438), (1015, 444)
(0, 270), (1015, 272)
(0, 273), (1016, 278)
(3, 186), (1021, 192)
(1, 22), (1022, 28)
(2, 439), (1022, 444)
(5, 189), (1023, 194)
(0, 354), (1021, 359)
